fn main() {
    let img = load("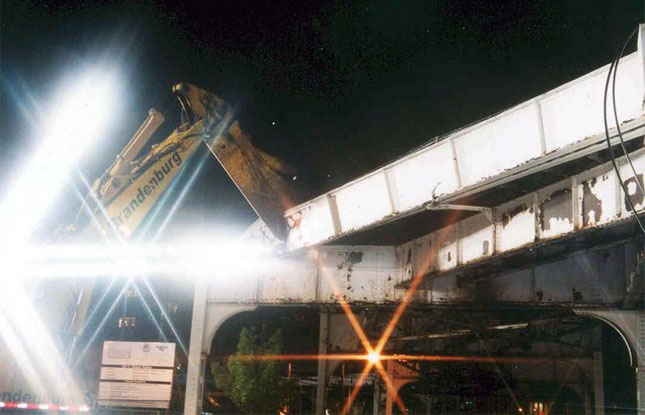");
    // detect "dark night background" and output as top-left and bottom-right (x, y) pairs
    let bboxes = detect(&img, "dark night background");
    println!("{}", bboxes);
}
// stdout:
(0, 2), (644, 412)
(1, 0), (644, 233)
